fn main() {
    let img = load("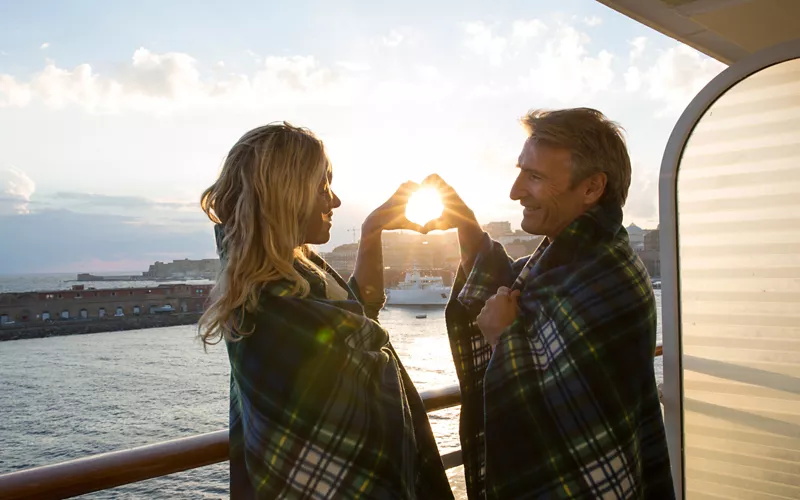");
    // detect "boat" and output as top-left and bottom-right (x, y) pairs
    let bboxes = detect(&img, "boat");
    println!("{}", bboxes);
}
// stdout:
(415, 314), (427, 319)
(385, 270), (450, 306)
